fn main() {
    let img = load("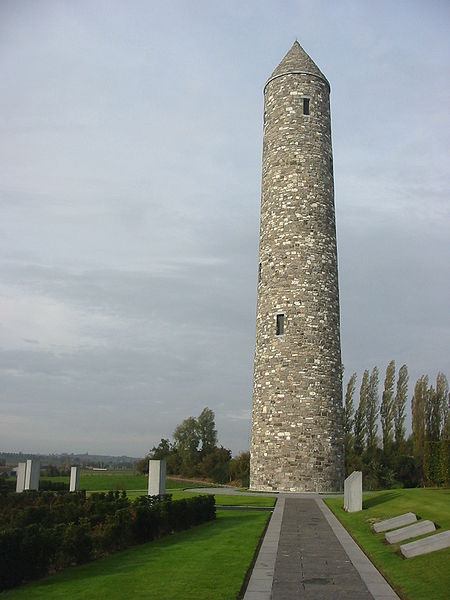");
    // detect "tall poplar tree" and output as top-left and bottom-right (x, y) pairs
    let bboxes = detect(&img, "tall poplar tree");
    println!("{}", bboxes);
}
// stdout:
(423, 378), (445, 485)
(394, 364), (408, 450)
(354, 370), (369, 455)
(366, 366), (379, 453)
(380, 360), (395, 454)
(425, 383), (442, 442)
(412, 375), (428, 459)
(436, 372), (449, 439)
(344, 373), (357, 456)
